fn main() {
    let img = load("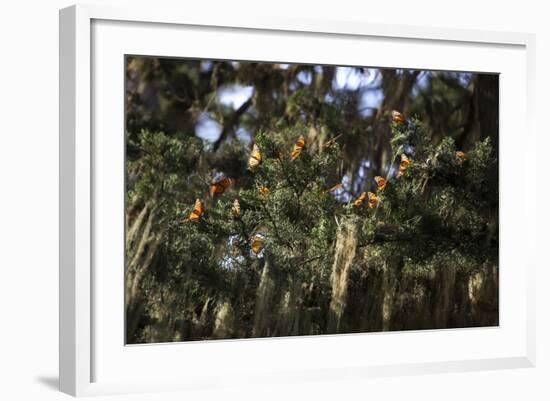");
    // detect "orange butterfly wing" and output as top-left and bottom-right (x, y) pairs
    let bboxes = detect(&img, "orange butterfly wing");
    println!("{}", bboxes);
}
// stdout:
(392, 110), (405, 124)
(251, 235), (264, 254)
(397, 154), (410, 178)
(455, 151), (466, 164)
(354, 192), (367, 206)
(186, 199), (203, 222)
(209, 177), (233, 197)
(248, 144), (262, 171)
(291, 136), (305, 160)
(374, 176), (386, 191)
(367, 192), (379, 209)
